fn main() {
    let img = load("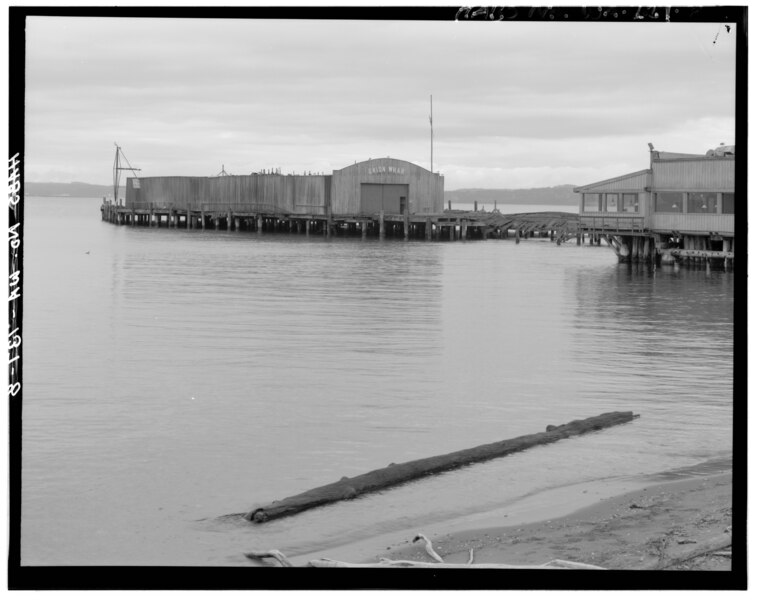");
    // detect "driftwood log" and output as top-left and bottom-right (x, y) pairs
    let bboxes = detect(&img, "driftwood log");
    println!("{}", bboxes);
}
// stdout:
(245, 533), (606, 569)
(245, 411), (638, 523)
(307, 558), (606, 569)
